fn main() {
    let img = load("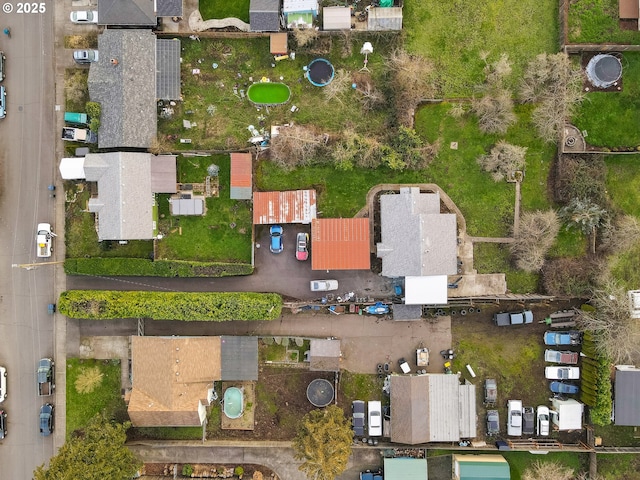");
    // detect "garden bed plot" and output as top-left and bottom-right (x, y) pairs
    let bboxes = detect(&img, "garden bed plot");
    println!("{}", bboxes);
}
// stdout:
(140, 463), (275, 479)
(207, 366), (334, 441)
